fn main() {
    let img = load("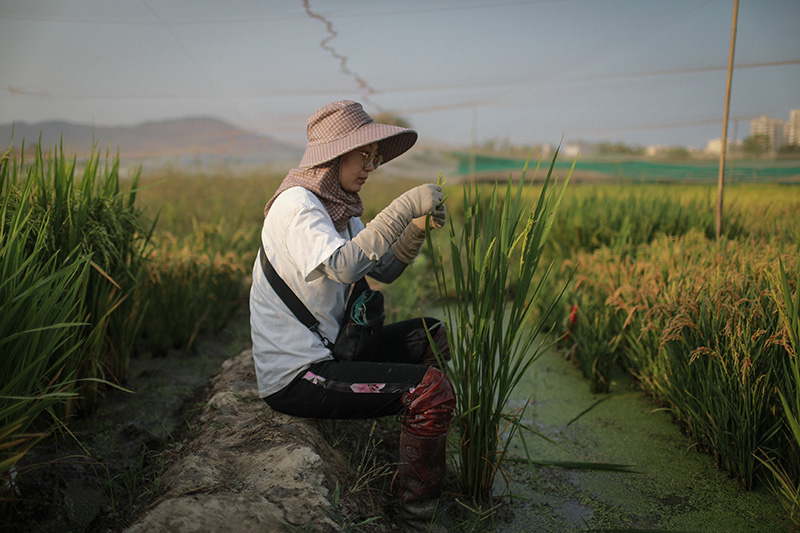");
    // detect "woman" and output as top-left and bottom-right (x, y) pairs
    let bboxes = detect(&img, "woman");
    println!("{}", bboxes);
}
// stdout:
(249, 100), (455, 527)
